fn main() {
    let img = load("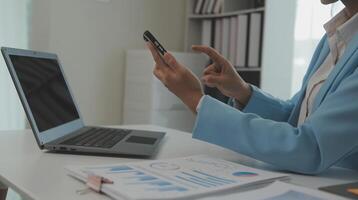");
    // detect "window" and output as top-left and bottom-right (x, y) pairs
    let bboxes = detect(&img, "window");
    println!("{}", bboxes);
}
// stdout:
(291, 0), (344, 95)
(0, 0), (30, 130)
